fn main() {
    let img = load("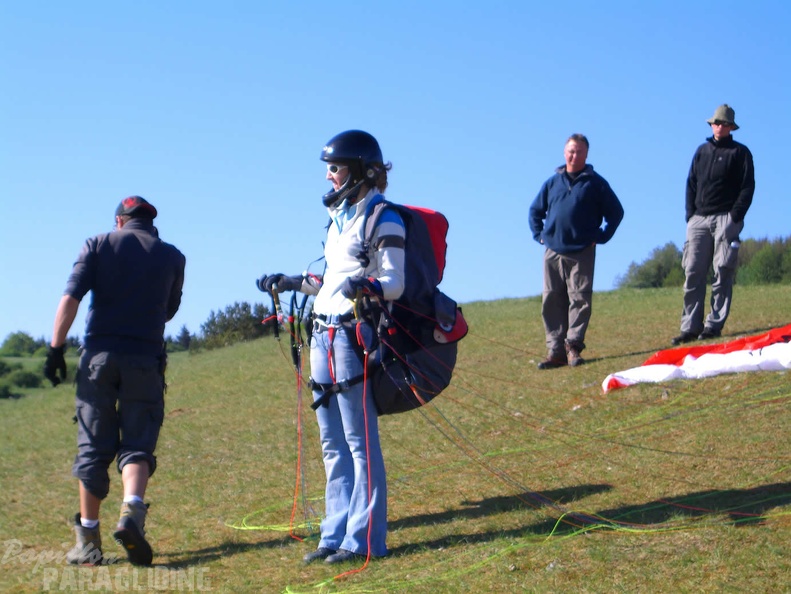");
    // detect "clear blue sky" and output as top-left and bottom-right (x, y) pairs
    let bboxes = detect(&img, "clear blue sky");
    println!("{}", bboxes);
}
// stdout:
(2, 1), (789, 343)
